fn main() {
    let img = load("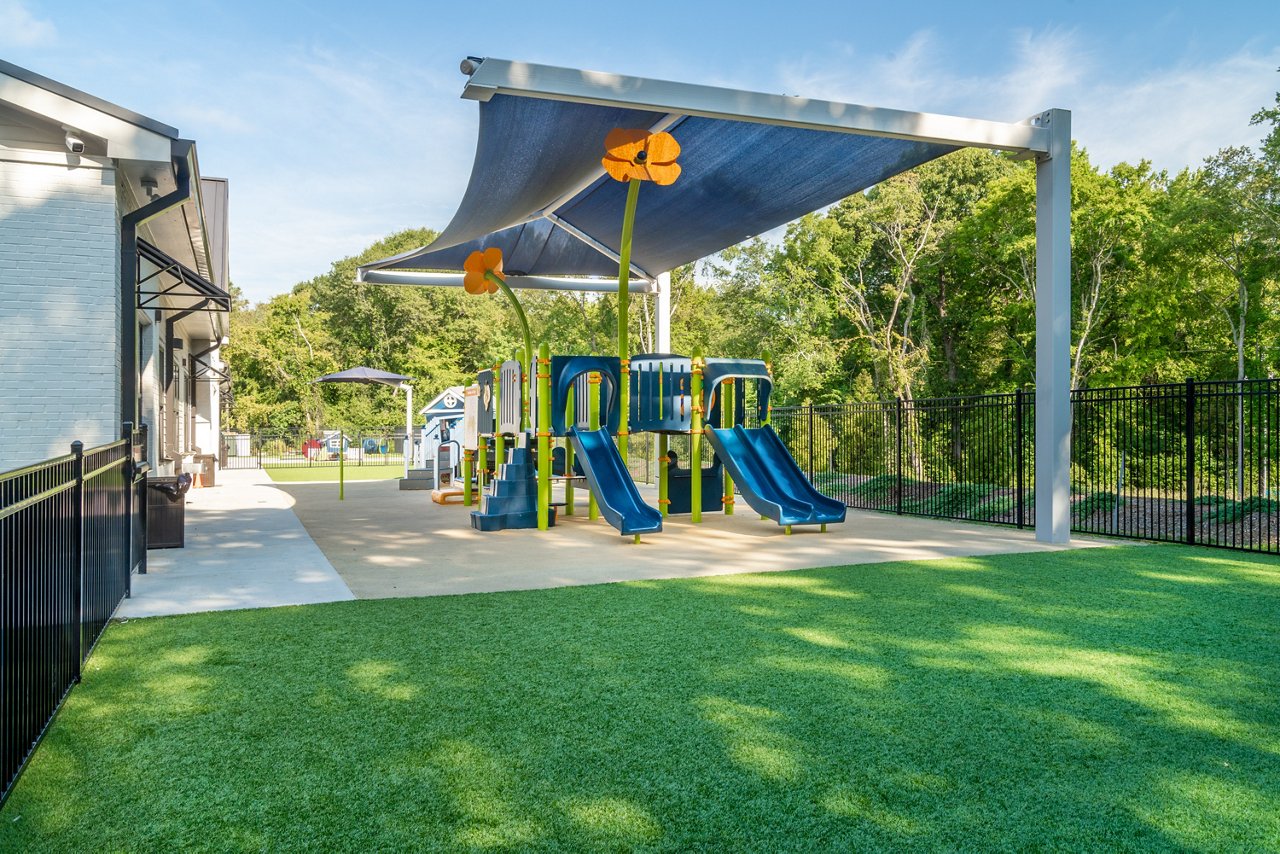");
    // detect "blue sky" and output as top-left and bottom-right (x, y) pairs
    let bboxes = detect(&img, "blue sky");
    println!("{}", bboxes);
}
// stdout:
(2, 0), (1277, 302)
